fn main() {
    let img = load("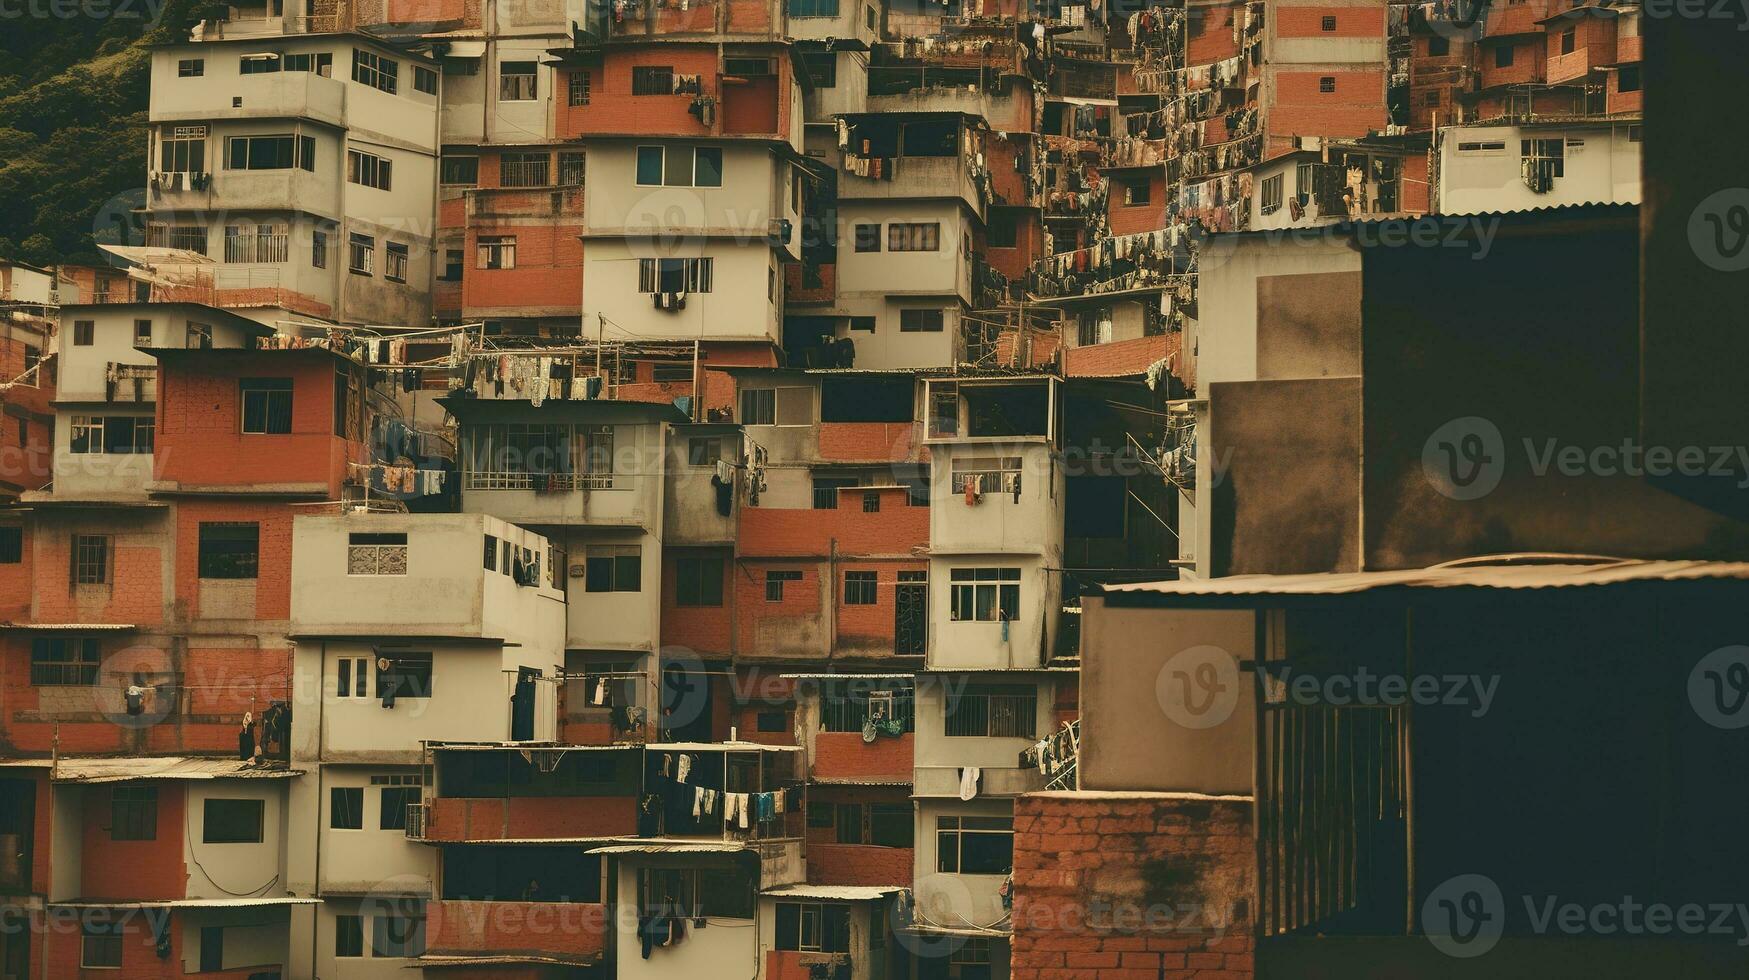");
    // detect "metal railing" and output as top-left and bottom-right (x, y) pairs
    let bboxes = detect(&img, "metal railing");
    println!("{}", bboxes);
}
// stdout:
(820, 686), (916, 733)
(404, 800), (428, 840)
(463, 470), (614, 491)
